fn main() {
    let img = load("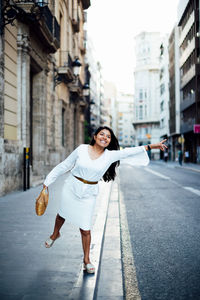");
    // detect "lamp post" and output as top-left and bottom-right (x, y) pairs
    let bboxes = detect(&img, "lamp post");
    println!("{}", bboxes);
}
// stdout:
(35, 0), (49, 7)
(83, 83), (90, 96)
(72, 57), (82, 77)
(0, 0), (49, 34)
